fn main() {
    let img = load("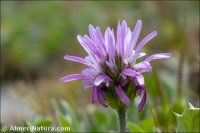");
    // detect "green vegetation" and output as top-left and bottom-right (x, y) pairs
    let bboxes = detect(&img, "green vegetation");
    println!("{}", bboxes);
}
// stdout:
(1, 1), (199, 132)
